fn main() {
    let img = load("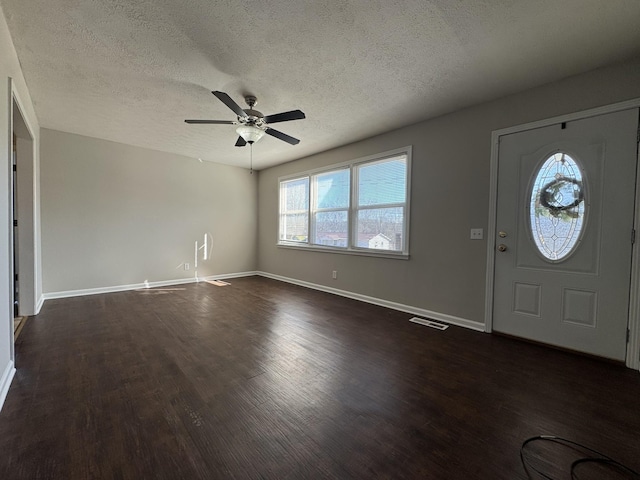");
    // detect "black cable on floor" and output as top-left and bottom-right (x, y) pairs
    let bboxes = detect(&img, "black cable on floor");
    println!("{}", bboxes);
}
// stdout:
(520, 435), (640, 479)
